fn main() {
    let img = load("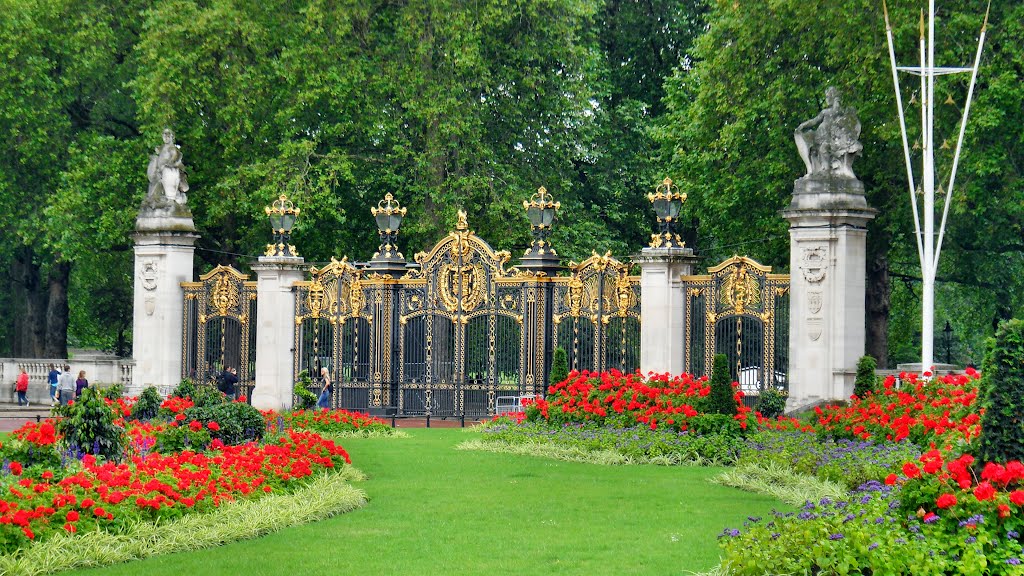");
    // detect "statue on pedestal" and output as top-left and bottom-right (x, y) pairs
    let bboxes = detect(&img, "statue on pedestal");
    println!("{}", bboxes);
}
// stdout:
(794, 87), (862, 179)
(146, 128), (190, 204)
